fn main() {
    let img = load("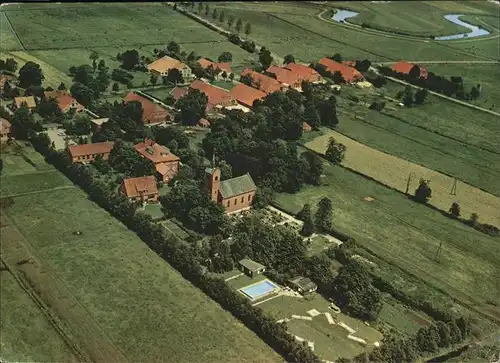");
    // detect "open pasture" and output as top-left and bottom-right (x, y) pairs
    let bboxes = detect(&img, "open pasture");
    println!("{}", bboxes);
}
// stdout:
(275, 156), (500, 319)
(306, 130), (500, 226)
(0, 12), (23, 51)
